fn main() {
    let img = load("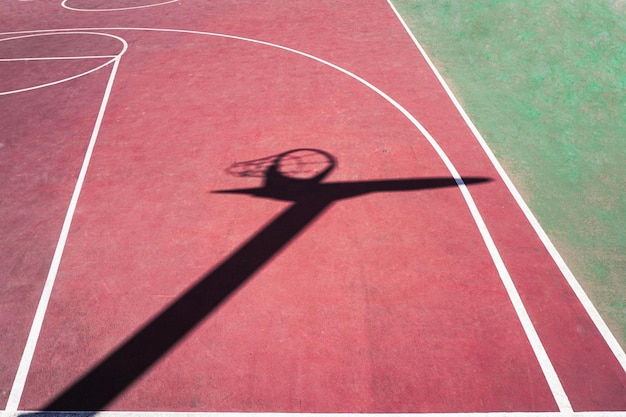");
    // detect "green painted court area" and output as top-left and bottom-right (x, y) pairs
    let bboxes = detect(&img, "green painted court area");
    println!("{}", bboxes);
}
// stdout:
(393, 0), (626, 348)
